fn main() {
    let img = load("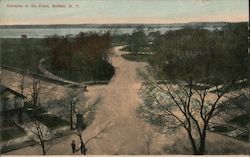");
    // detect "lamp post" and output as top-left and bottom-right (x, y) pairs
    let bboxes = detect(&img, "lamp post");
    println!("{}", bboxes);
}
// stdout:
(75, 113), (87, 155)
(76, 113), (84, 132)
